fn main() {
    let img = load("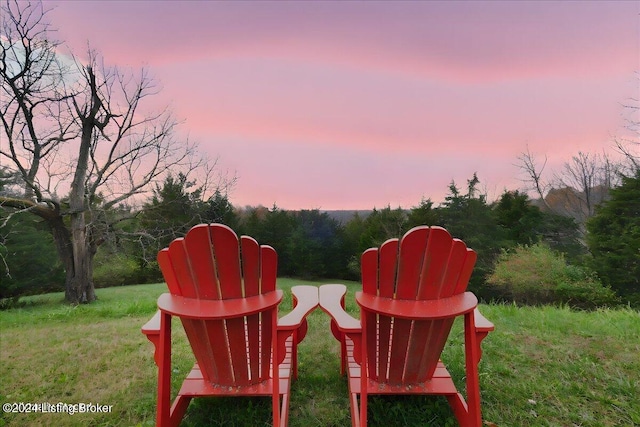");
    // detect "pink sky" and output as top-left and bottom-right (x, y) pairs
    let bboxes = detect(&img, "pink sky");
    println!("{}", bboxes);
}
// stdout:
(47, 1), (638, 209)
